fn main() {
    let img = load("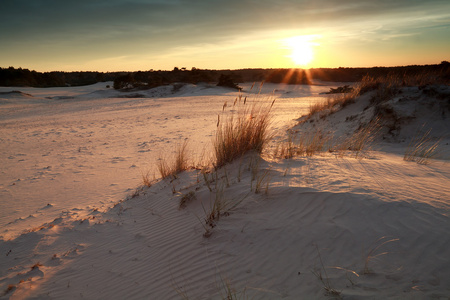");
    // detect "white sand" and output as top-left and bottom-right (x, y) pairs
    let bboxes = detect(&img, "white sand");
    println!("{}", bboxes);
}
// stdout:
(0, 82), (449, 299)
